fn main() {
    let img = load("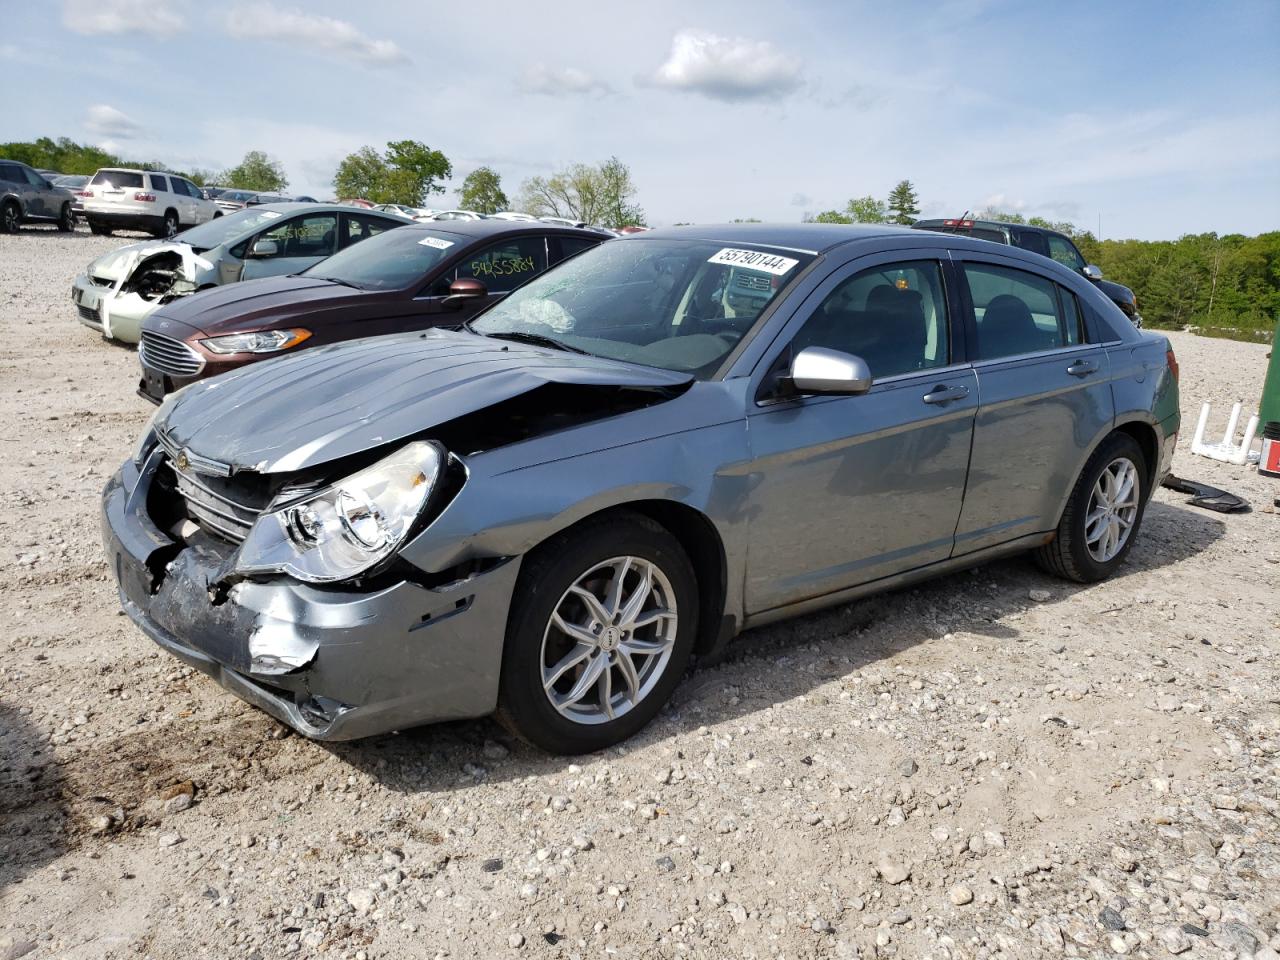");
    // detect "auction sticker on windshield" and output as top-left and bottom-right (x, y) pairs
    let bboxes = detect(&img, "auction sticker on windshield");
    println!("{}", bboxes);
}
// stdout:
(707, 248), (799, 276)
(419, 236), (455, 249)
(260, 211), (282, 220)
